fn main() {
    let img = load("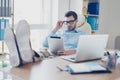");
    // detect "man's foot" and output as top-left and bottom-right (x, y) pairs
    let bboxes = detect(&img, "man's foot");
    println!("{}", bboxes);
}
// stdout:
(4, 27), (20, 67)
(15, 20), (33, 63)
(33, 51), (44, 62)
